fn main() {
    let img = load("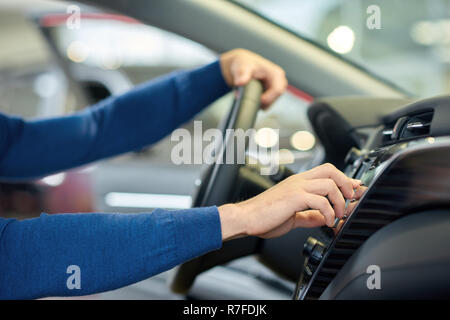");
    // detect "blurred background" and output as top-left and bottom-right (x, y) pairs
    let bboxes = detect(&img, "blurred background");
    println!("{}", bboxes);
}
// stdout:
(0, 0), (318, 221)
(1, 0), (449, 299)
(3, 0), (449, 218)
(238, 0), (450, 98)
